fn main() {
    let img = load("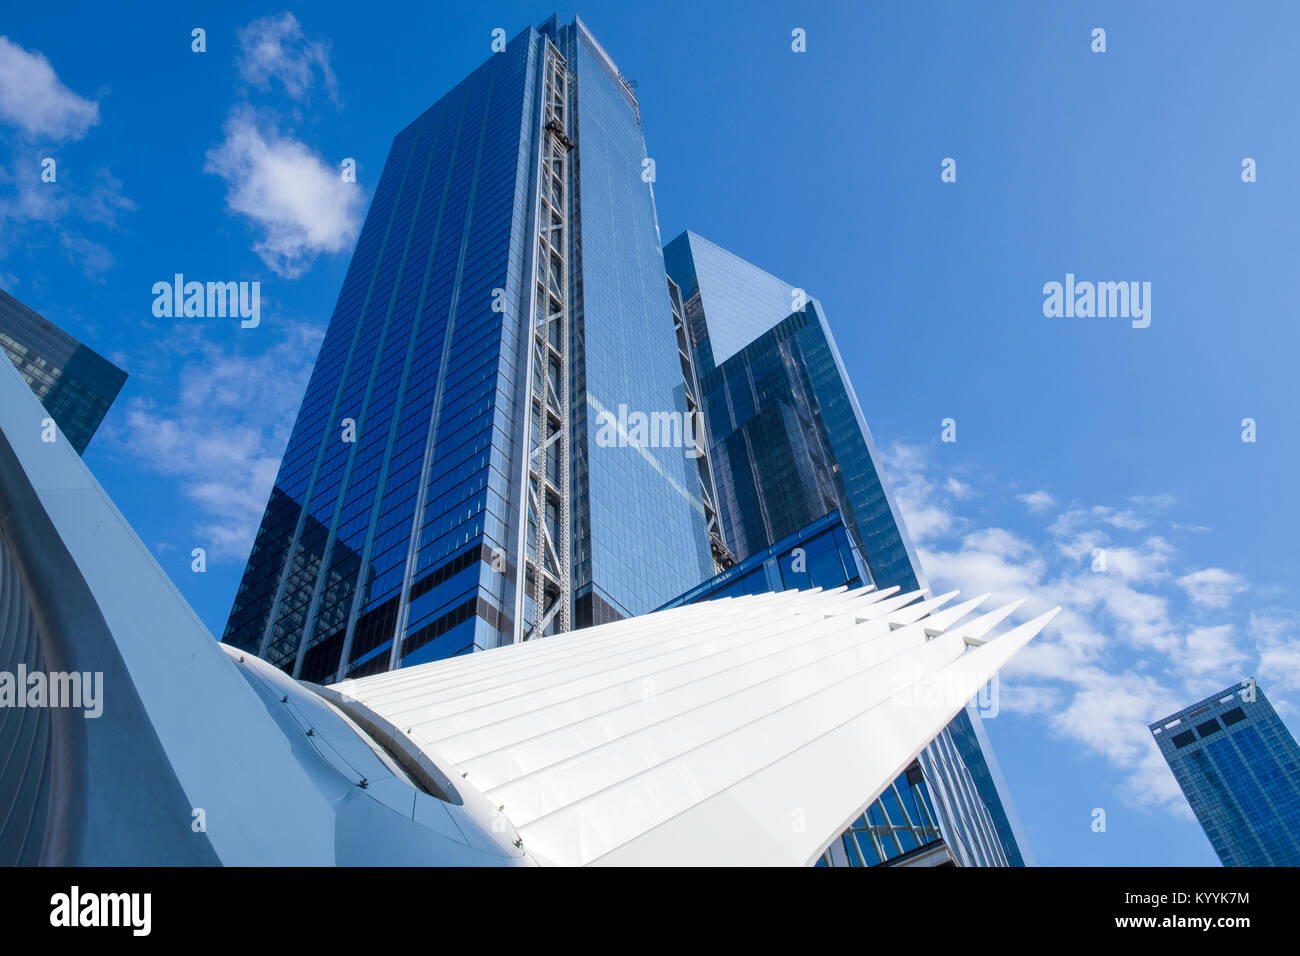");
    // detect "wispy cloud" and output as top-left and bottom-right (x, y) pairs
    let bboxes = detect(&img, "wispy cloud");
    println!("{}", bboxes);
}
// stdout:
(881, 442), (961, 542)
(0, 38), (131, 279)
(108, 321), (323, 560)
(1176, 567), (1248, 609)
(0, 36), (98, 141)
(0, 157), (133, 278)
(237, 12), (339, 103)
(58, 230), (114, 277)
(1016, 489), (1055, 513)
(1050, 505), (1148, 537)
(205, 108), (362, 278)
(207, 14), (359, 278)
(1184, 624), (1247, 675)
(1253, 611), (1300, 694)
(883, 441), (1295, 815)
